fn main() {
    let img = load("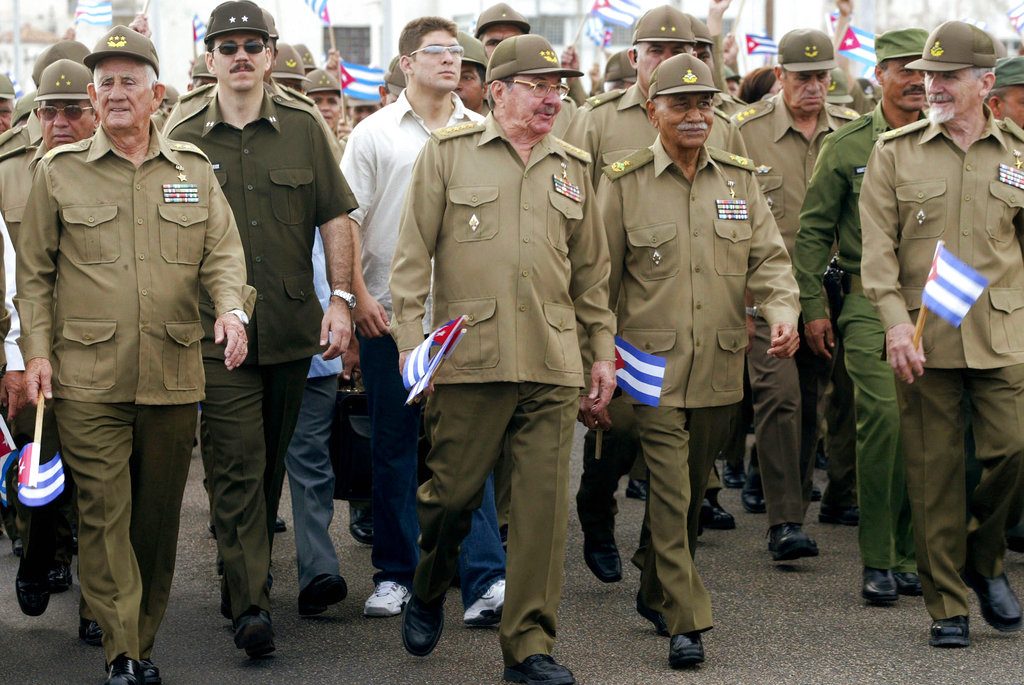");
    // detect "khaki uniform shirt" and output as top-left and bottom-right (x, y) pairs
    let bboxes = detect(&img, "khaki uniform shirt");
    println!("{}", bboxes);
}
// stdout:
(0, 140), (40, 242)
(599, 140), (799, 408)
(390, 115), (616, 388)
(860, 113), (1024, 370)
(16, 124), (253, 404)
(166, 87), (357, 366)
